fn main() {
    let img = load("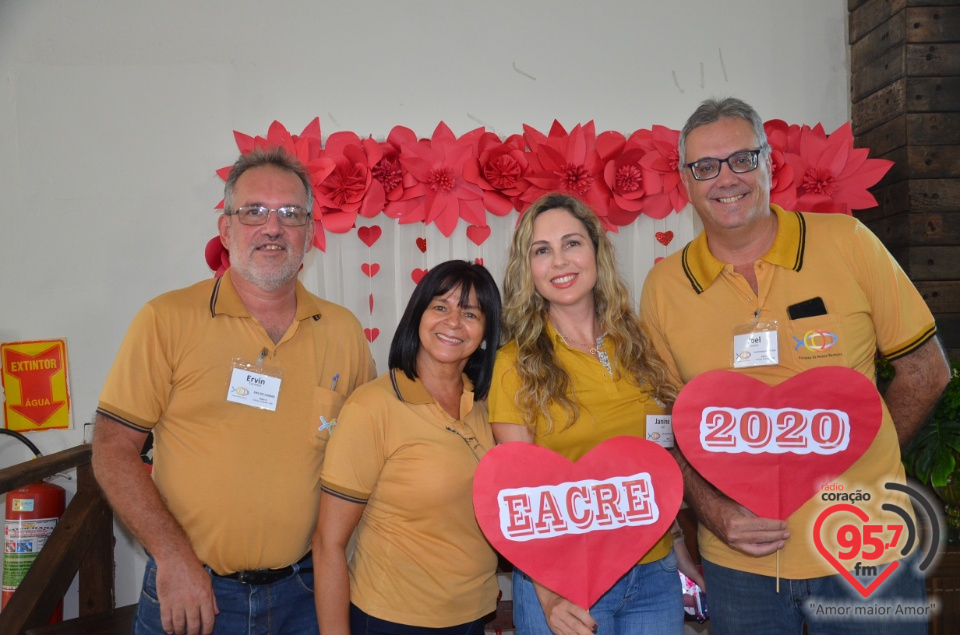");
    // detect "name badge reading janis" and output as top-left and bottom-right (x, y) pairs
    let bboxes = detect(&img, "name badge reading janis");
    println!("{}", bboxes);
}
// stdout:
(732, 321), (779, 369)
(227, 358), (282, 411)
